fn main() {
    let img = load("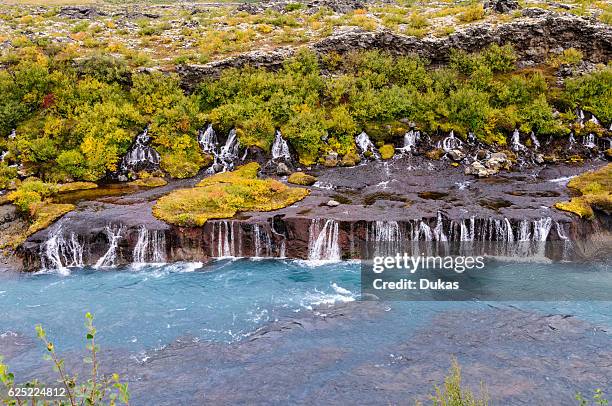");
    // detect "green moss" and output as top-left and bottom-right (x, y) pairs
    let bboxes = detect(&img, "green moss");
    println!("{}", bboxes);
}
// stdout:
(340, 150), (361, 167)
(554, 198), (594, 219)
(379, 144), (395, 160)
(287, 172), (317, 186)
(555, 164), (612, 218)
(154, 163), (309, 226)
